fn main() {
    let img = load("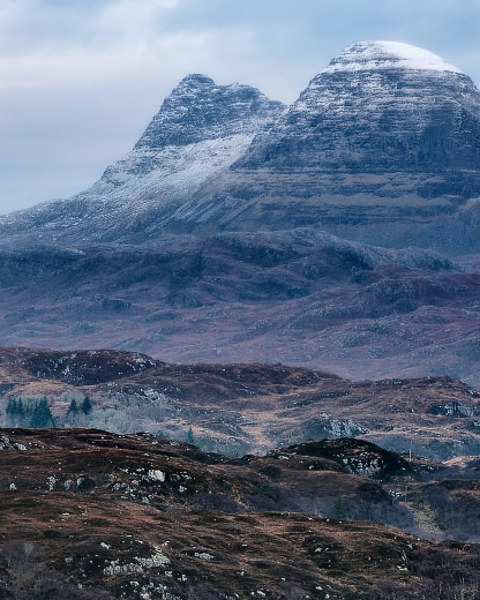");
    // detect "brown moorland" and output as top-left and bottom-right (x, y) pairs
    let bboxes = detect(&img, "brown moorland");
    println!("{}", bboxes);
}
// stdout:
(1, 428), (480, 599)
(1, 347), (480, 459)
